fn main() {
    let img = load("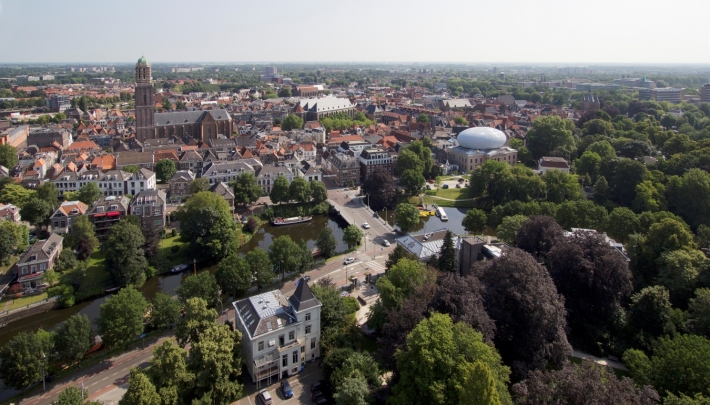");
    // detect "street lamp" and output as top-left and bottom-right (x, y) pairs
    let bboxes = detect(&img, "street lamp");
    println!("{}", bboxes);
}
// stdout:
(217, 289), (224, 316)
(41, 351), (46, 392)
